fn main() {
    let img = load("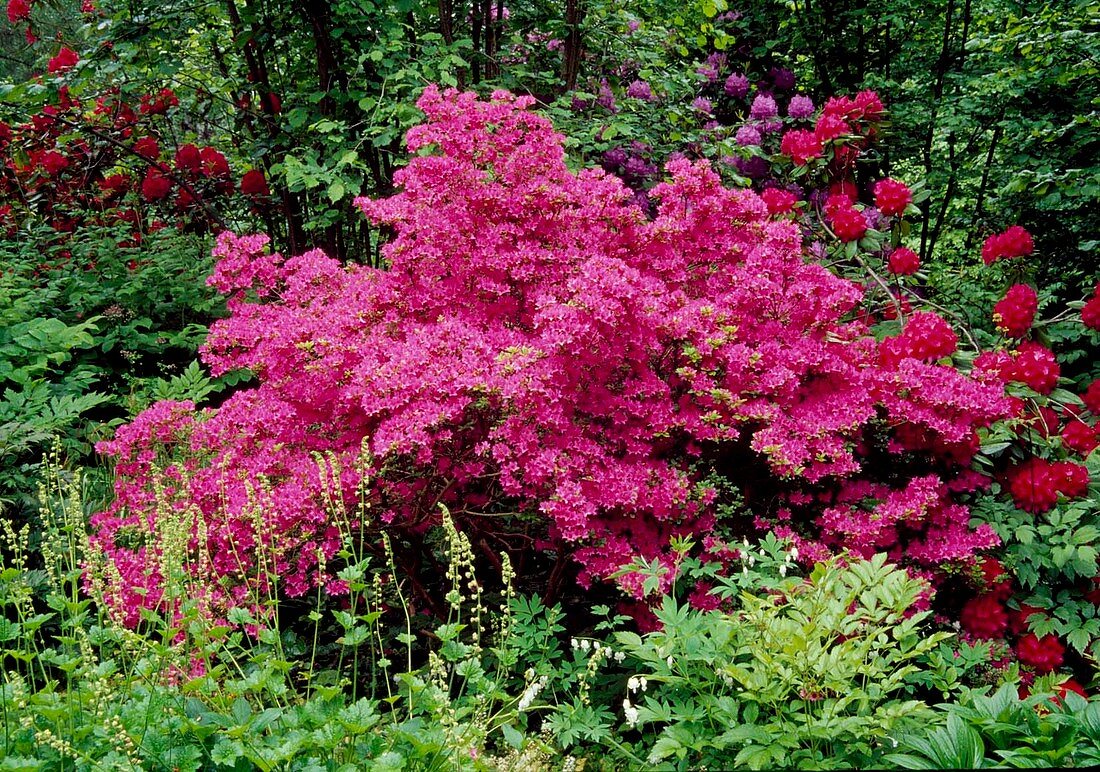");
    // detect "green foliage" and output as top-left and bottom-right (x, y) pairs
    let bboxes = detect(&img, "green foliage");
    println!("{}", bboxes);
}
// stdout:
(0, 225), (227, 514)
(888, 682), (1100, 768)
